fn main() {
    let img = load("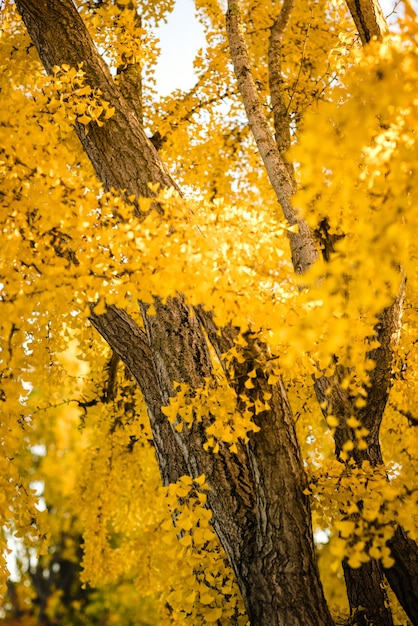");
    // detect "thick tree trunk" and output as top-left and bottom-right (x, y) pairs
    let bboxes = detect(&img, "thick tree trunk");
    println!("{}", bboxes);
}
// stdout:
(142, 298), (334, 625)
(15, 0), (334, 623)
(92, 299), (334, 625)
(88, 305), (188, 486)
